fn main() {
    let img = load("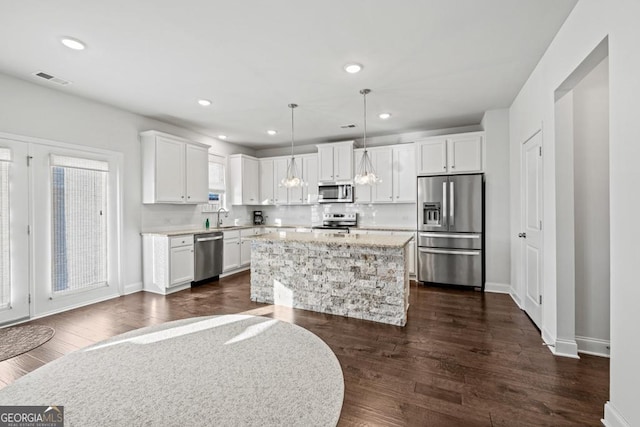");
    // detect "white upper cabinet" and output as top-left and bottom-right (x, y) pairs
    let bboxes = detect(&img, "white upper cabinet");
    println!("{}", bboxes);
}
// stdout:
(259, 154), (318, 205)
(392, 144), (416, 202)
(141, 130), (209, 204)
(302, 154), (318, 204)
(228, 154), (259, 205)
(370, 147), (393, 203)
(354, 144), (416, 204)
(185, 144), (209, 204)
(317, 141), (354, 182)
(273, 157), (290, 204)
(447, 133), (483, 173)
(417, 137), (448, 175)
(416, 132), (484, 175)
(259, 159), (274, 205)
